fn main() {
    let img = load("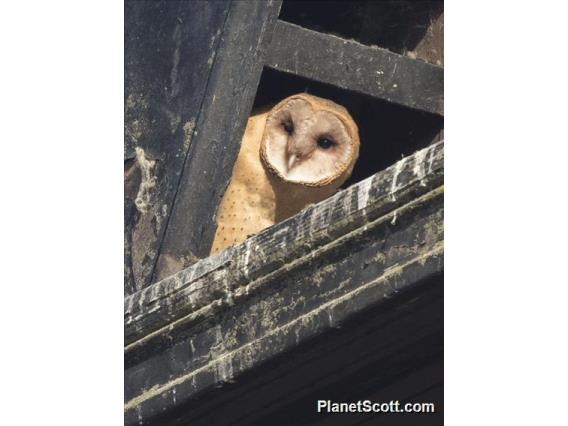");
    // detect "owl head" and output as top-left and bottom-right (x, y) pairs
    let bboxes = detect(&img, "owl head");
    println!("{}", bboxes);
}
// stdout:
(260, 93), (360, 188)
